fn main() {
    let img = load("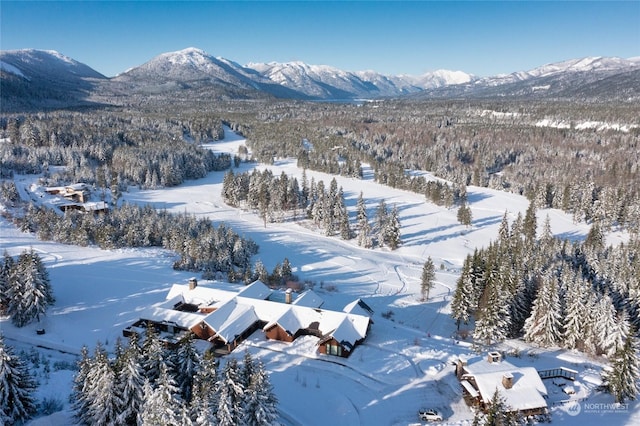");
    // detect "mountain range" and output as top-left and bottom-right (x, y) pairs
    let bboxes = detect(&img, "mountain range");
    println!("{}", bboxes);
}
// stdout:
(2, 47), (639, 110)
